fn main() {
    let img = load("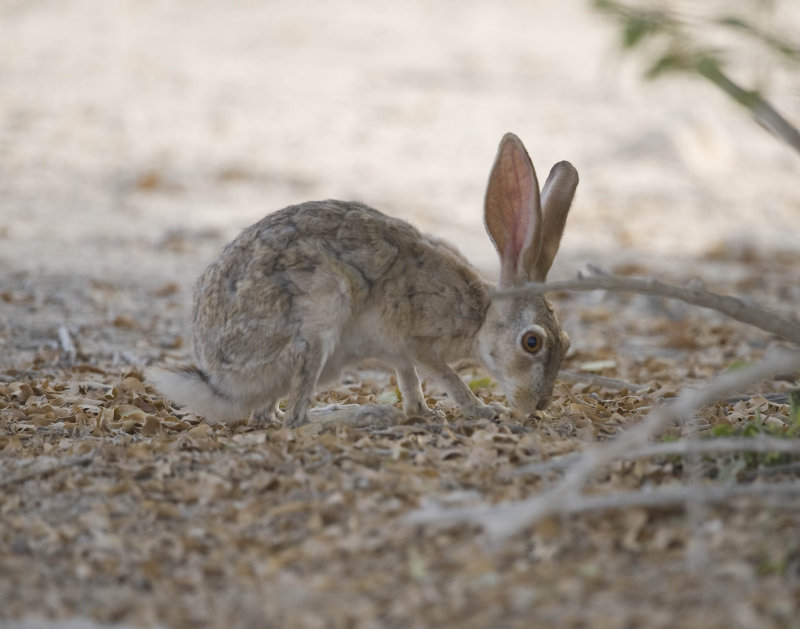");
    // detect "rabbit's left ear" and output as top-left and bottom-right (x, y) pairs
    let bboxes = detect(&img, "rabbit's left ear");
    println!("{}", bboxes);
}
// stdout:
(526, 160), (579, 281)
(484, 133), (543, 287)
